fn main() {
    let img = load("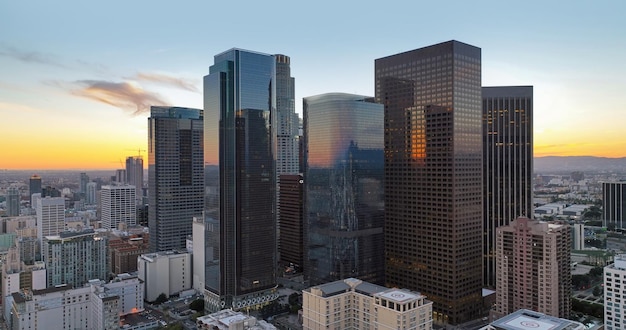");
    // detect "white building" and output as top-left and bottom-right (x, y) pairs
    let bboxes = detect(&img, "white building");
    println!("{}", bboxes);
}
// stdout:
(605, 254), (626, 329)
(36, 196), (65, 240)
(572, 223), (585, 250)
(197, 309), (277, 329)
(302, 278), (433, 330)
(192, 216), (205, 291)
(100, 184), (136, 229)
(137, 250), (191, 302)
(86, 182), (97, 205)
(481, 309), (583, 330)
